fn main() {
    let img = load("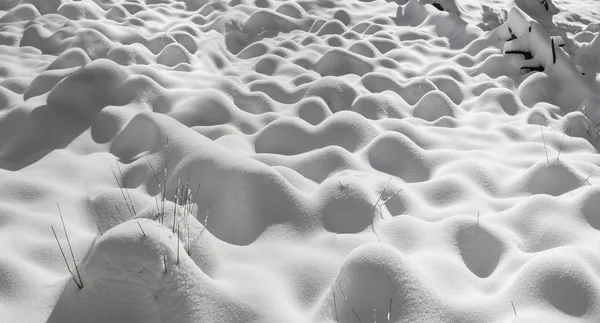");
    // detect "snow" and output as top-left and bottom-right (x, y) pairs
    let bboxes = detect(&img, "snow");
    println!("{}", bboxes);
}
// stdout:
(1, 0), (600, 322)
